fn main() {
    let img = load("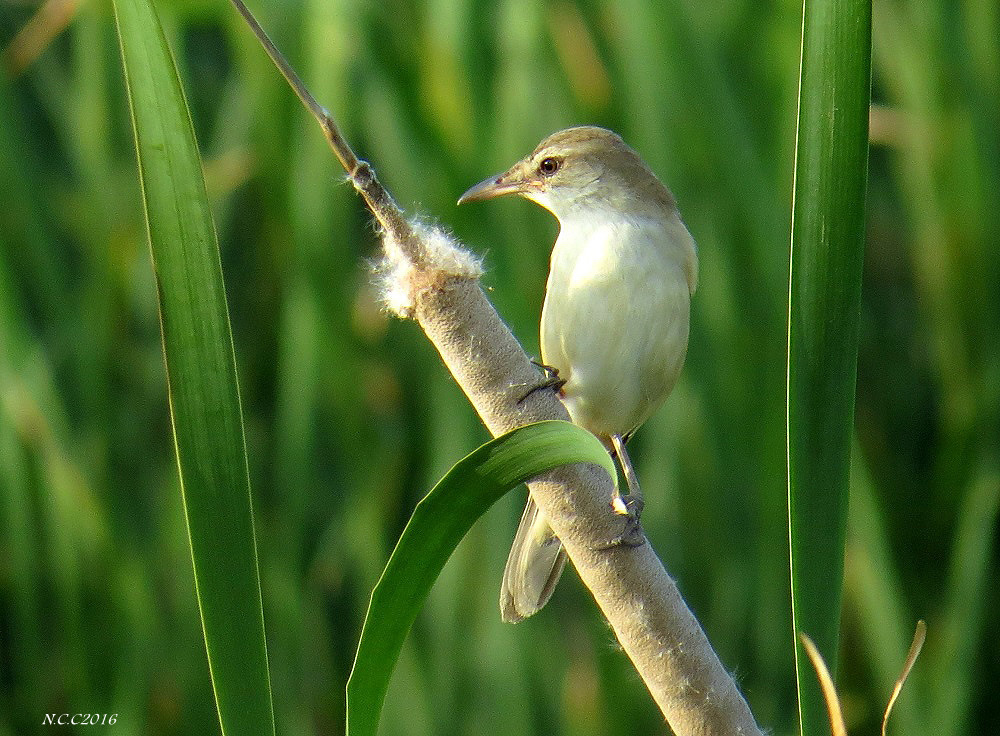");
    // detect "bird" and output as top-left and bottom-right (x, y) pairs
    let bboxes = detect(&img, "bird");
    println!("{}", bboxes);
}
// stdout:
(458, 126), (698, 622)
